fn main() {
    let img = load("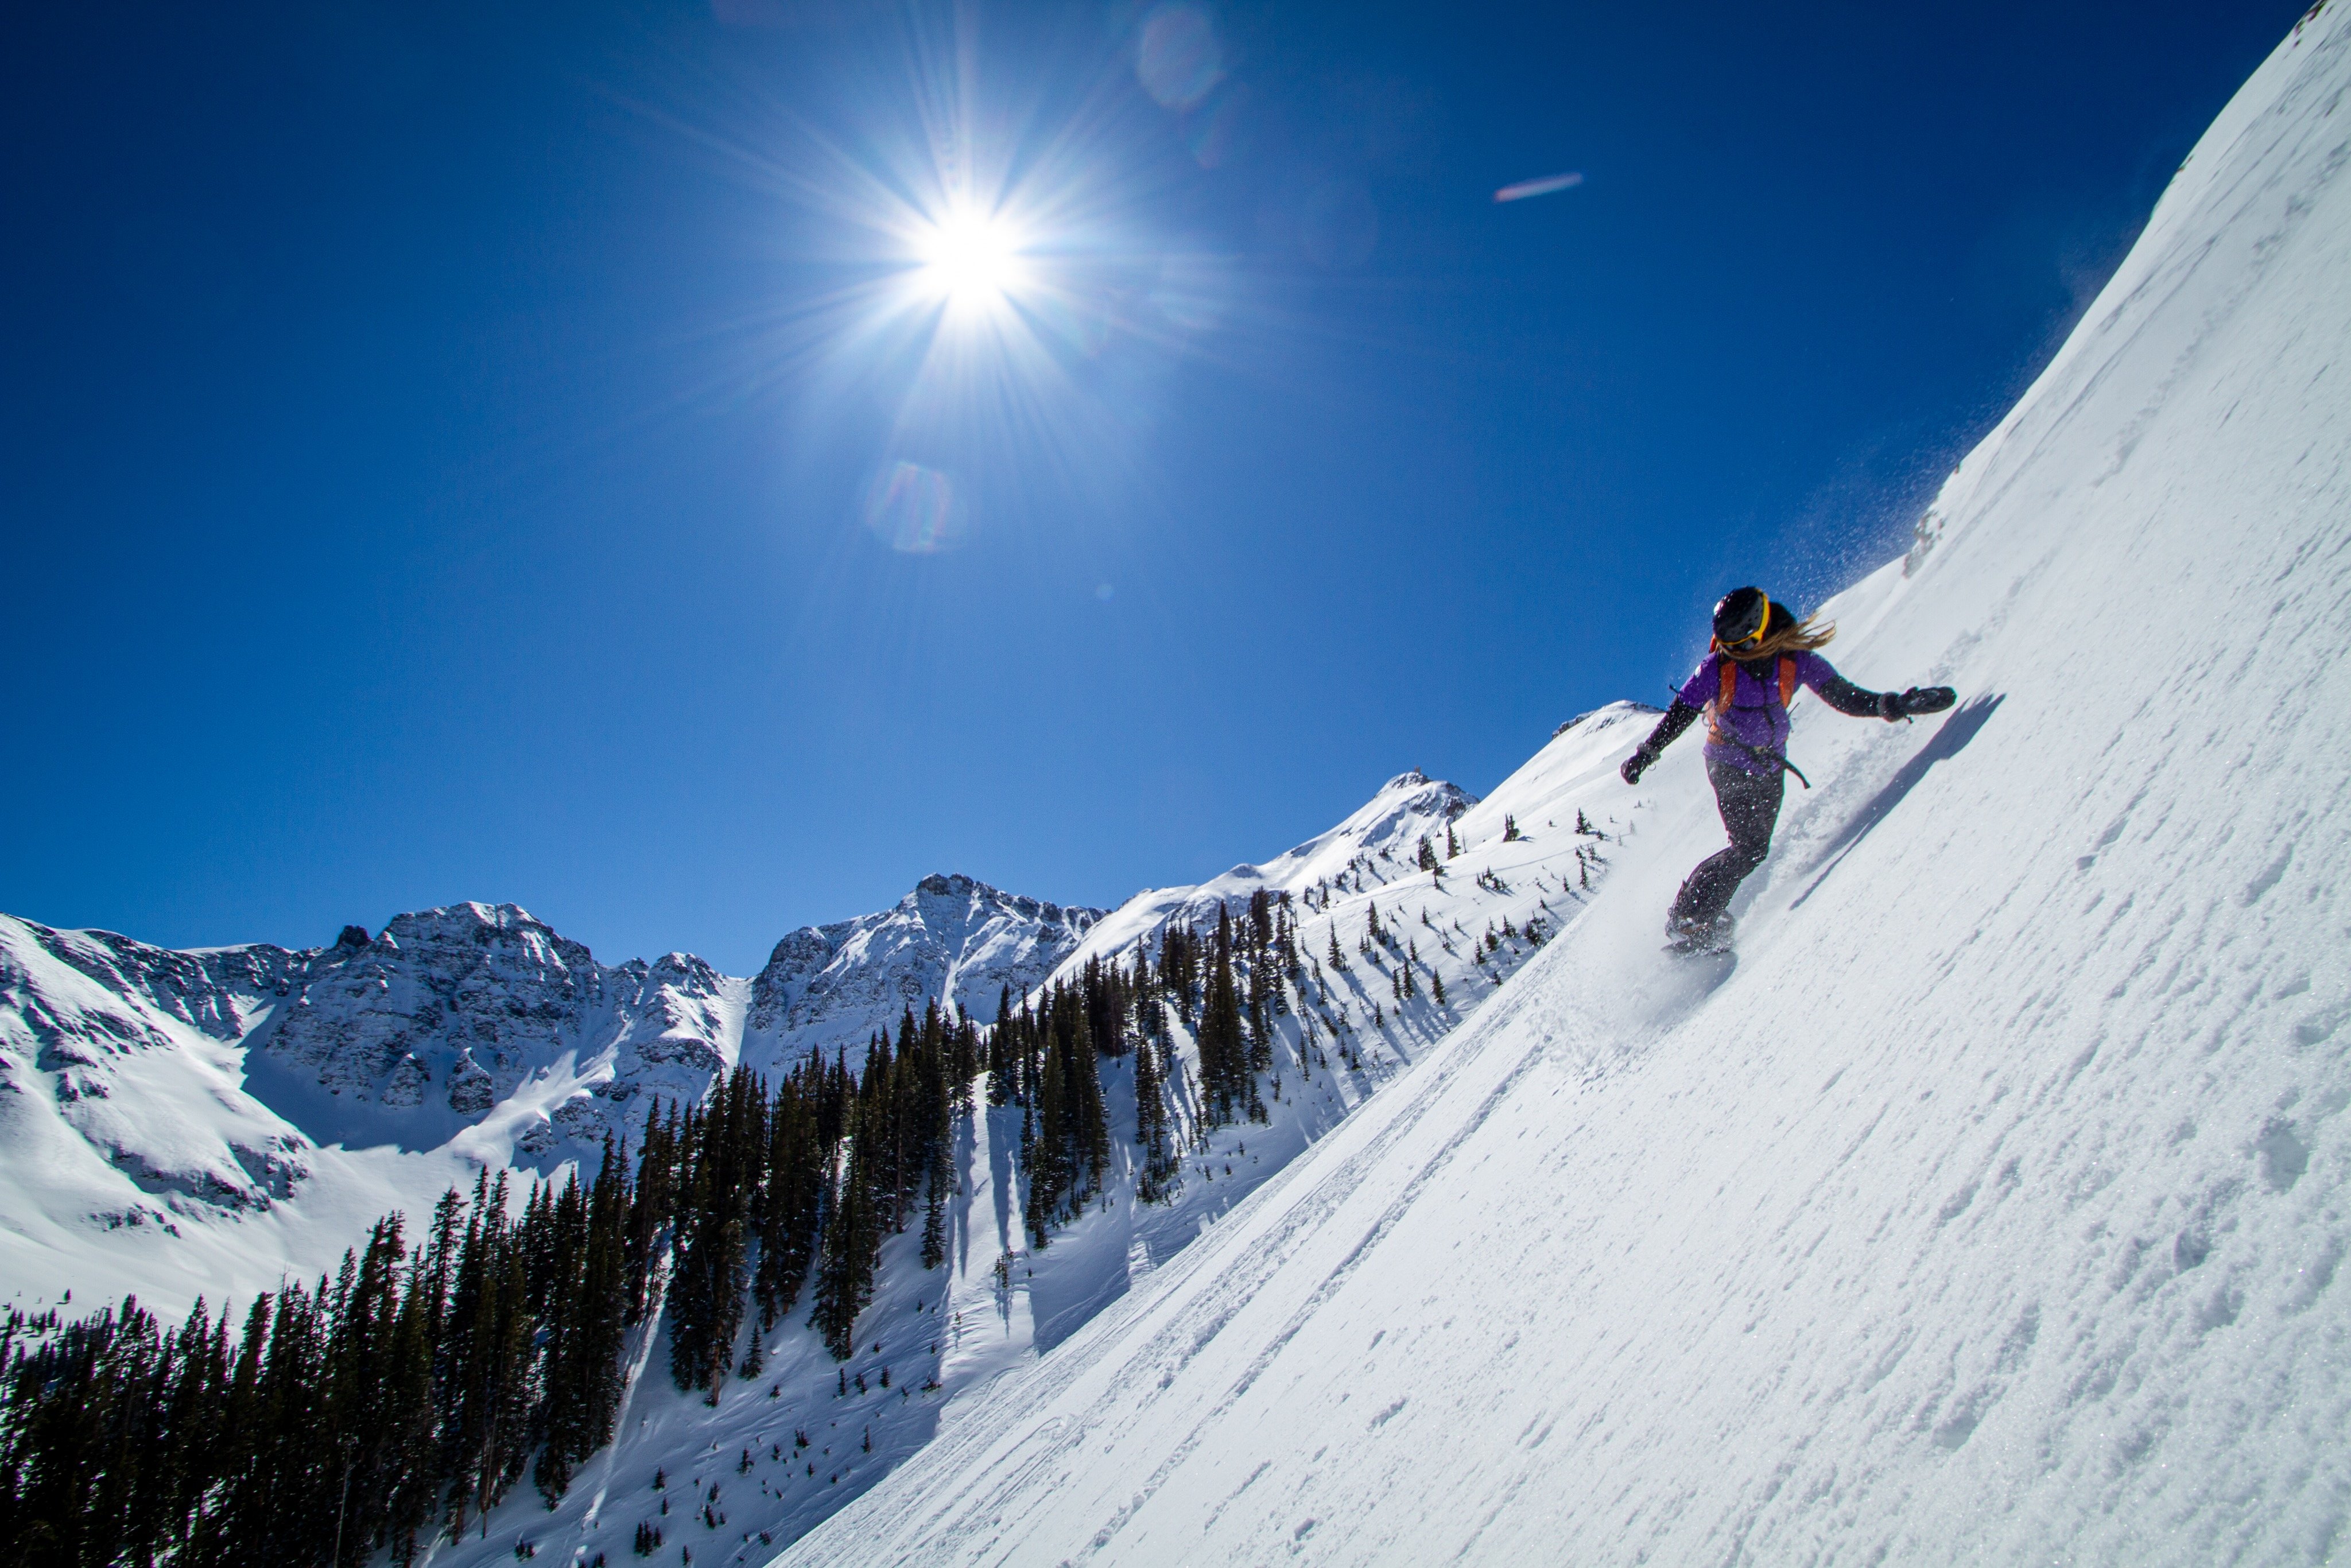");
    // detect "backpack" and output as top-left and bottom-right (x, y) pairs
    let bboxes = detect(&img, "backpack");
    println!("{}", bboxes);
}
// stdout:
(1703, 655), (1797, 744)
